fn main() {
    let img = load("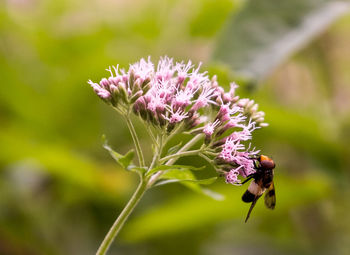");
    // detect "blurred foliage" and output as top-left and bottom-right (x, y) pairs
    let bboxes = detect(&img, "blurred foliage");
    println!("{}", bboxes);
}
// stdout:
(122, 175), (330, 242)
(1, 0), (350, 255)
(214, 0), (350, 81)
